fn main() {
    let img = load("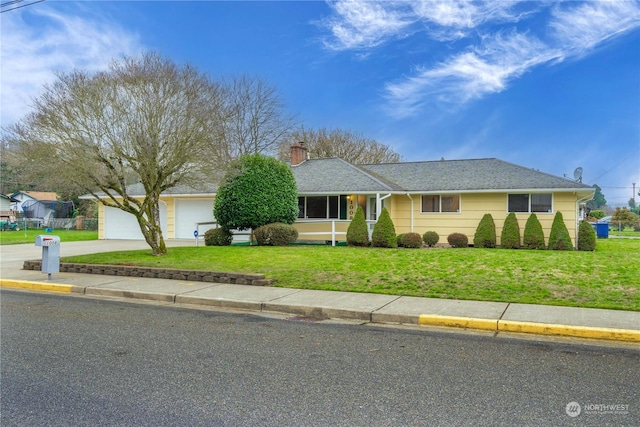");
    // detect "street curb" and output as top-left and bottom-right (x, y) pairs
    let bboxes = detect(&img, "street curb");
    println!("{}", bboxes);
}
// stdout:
(4, 280), (638, 343)
(498, 320), (640, 343)
(418, 314), (498, 331)
(0, 279), (82, 294)
(418, 314), (640, 343)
